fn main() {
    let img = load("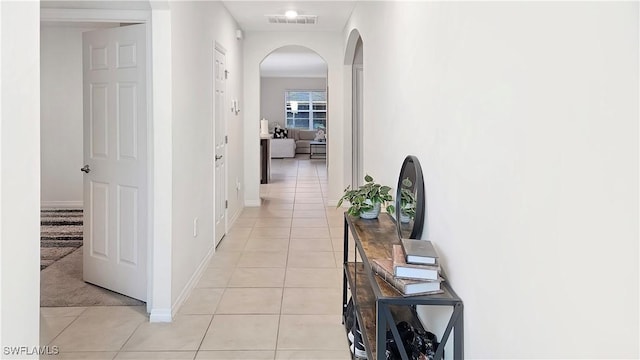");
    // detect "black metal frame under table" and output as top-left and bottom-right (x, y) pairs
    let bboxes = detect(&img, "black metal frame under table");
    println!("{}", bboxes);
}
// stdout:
(309, 141), (326, 159)
(342, 213), (464, 360)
